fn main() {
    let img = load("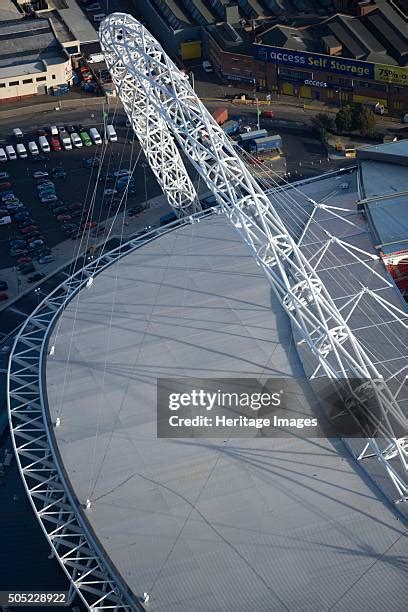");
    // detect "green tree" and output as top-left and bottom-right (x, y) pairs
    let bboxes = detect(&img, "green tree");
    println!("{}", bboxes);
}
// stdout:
(310, 113), (335, 142)
(355, 106), (376, 136)
(335, 105), (354, 133)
